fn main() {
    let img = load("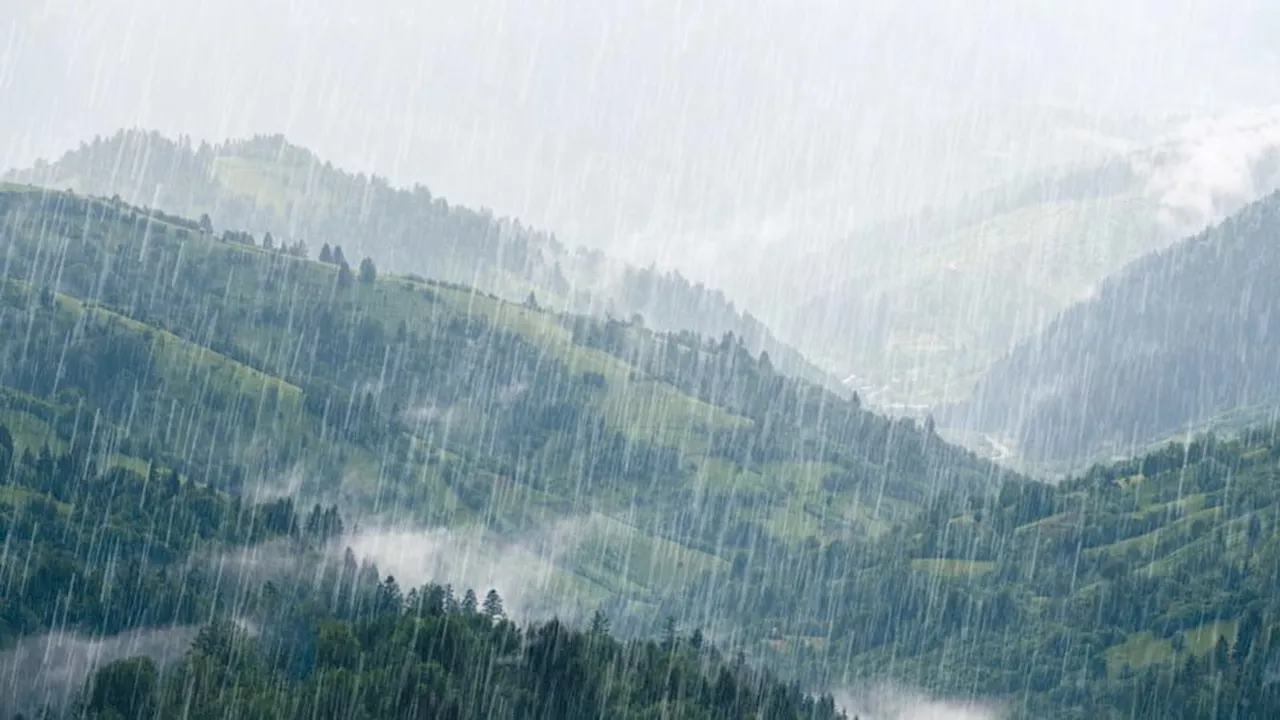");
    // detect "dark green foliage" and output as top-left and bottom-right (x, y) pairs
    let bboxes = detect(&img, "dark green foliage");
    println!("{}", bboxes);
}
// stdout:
(0, 436), (323, 647)
(567, 318), (998, 507)
(0, 423), (11, 480)
(74, 591), (843, 720)
(482, 589), (505, 618)
(0, 185), (1000, 537)
(695, 423), (1280, 718)
(83, 656), (158, 719)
